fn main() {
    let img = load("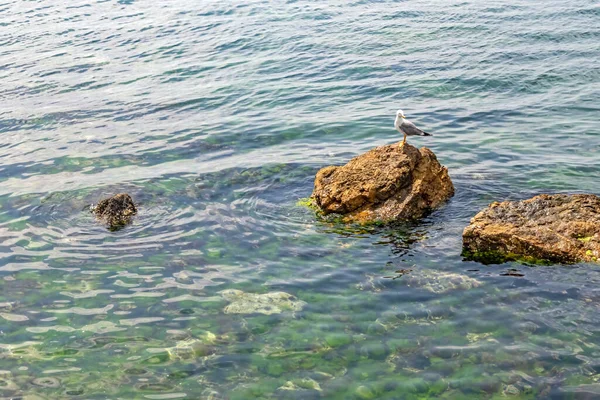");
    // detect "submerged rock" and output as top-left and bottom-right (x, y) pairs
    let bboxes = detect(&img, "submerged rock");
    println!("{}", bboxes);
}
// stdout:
(92, 193), (137, 230)
(219, 289), (306, 315)
(166, 338), (215, 360)
(503, 384), (521, 396)
(355, 385), (377, 400)
(404, 269), (481, 294)
(32, 377), (60, 388)
(463, 194), (600, 264)
(278, 378), (322, 392)
(311, 143), (454, 223)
